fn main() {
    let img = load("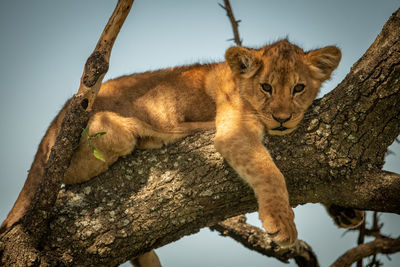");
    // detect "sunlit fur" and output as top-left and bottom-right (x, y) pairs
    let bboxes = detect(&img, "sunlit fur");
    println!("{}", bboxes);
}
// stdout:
(2, 40), (342, 256)
(226, 40), (341, 136)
